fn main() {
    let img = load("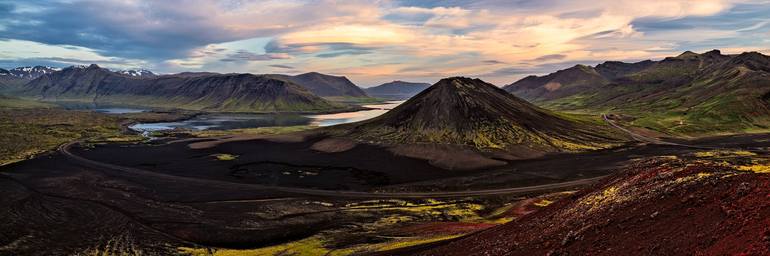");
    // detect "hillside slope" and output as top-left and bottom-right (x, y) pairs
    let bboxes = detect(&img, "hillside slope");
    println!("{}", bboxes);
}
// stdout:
(365, 81), (431, 100)
(505, 50), (770, 134)
(268, 72), (368, 97)
(16, 65), (343, 113)
(504, 64), (609, 102)
(0, 66), (61, 87)
(333, 77), (625, 152)
(406, 155), (770, 255)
